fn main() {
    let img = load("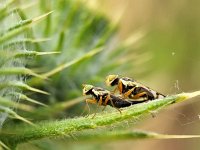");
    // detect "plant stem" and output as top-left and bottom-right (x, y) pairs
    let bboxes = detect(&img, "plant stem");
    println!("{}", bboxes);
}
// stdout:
(0, 91), (199, 147)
